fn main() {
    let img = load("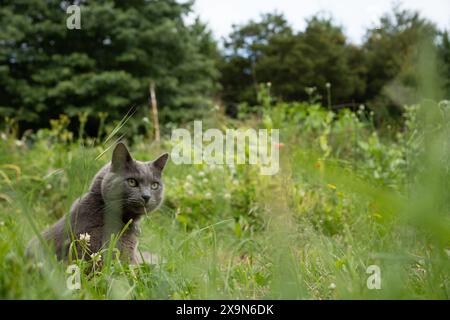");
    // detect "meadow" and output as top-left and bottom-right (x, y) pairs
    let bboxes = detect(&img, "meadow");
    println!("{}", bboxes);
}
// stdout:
(0, 90), (449, 300)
